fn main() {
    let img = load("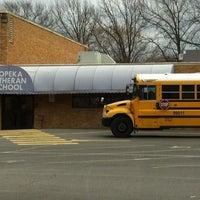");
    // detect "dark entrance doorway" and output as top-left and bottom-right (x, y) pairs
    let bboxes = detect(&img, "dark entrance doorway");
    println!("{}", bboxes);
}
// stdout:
(2, 95), (34, 129)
